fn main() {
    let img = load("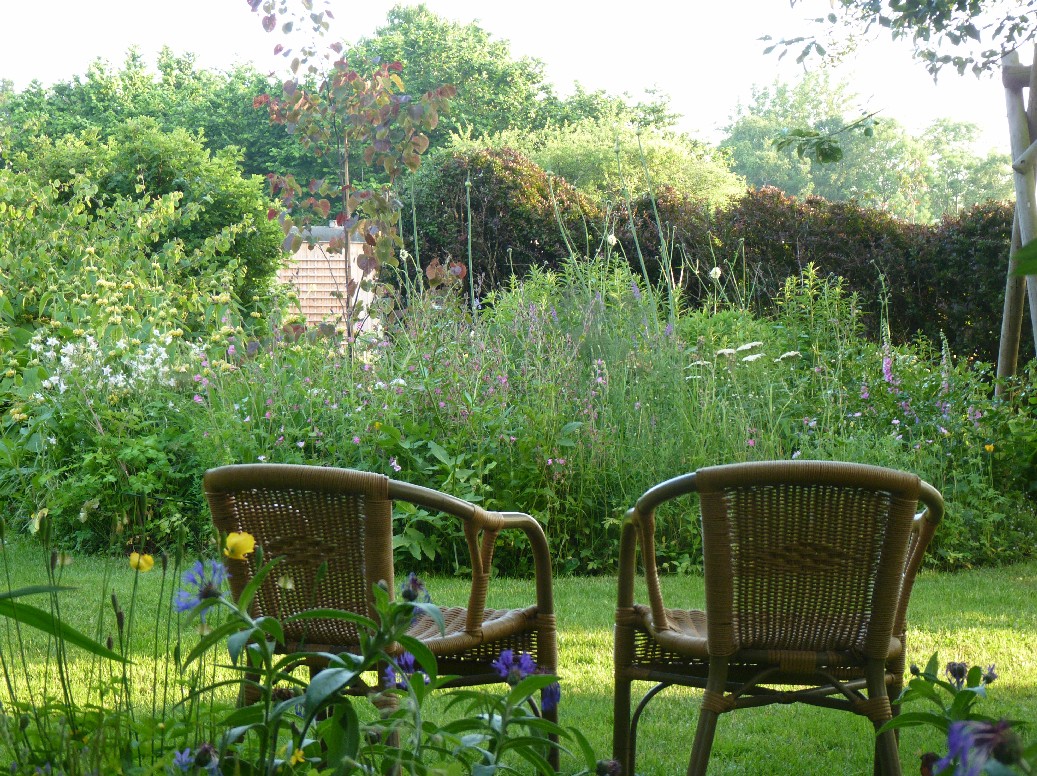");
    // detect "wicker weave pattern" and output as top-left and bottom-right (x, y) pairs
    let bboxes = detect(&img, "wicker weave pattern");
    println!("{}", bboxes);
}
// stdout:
(613, 460), (943, 776)
(204, 463), (558, 764)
